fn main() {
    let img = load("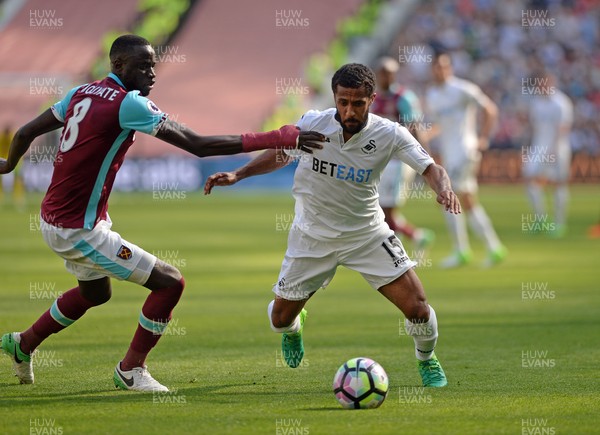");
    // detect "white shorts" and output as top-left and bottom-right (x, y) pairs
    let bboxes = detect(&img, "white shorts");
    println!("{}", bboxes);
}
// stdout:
(41, 217), (156, 284)
(522, 152), (571, 182)
(379, 160), (417, 208)
(445, 155), (480, 194)
(273, 225), (417, 301)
